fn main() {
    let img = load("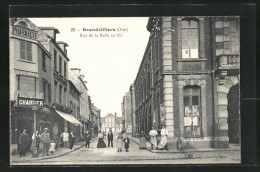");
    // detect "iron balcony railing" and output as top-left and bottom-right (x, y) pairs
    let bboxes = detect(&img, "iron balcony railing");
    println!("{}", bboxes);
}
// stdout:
(54, 70), (67, 87)
(216, 54), (240, 69)
(17, 91), (44, 99)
